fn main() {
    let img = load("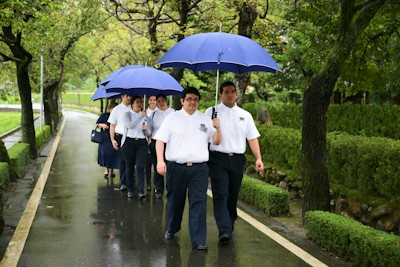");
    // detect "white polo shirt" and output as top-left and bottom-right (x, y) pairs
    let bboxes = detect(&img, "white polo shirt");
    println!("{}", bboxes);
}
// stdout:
(107, 103), (132, 135)
(205, 103), (260, 154)
(154, 109), (215, 164)
(147, 107), (157, 117)
(151, 107), (175, 138)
